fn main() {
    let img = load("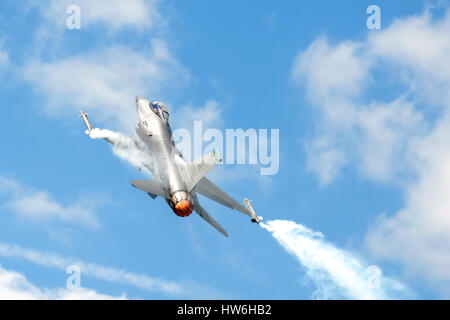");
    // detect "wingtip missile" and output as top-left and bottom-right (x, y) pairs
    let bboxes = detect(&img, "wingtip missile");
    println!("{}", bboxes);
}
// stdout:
(243, 198), (263, 224)
(80, 110), (94, 134)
